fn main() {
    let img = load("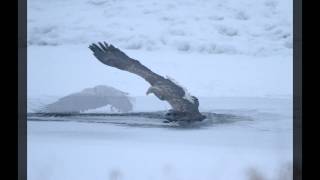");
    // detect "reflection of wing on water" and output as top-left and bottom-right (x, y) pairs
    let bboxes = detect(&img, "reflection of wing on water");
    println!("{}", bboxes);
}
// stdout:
(27, 112), (253, 128)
